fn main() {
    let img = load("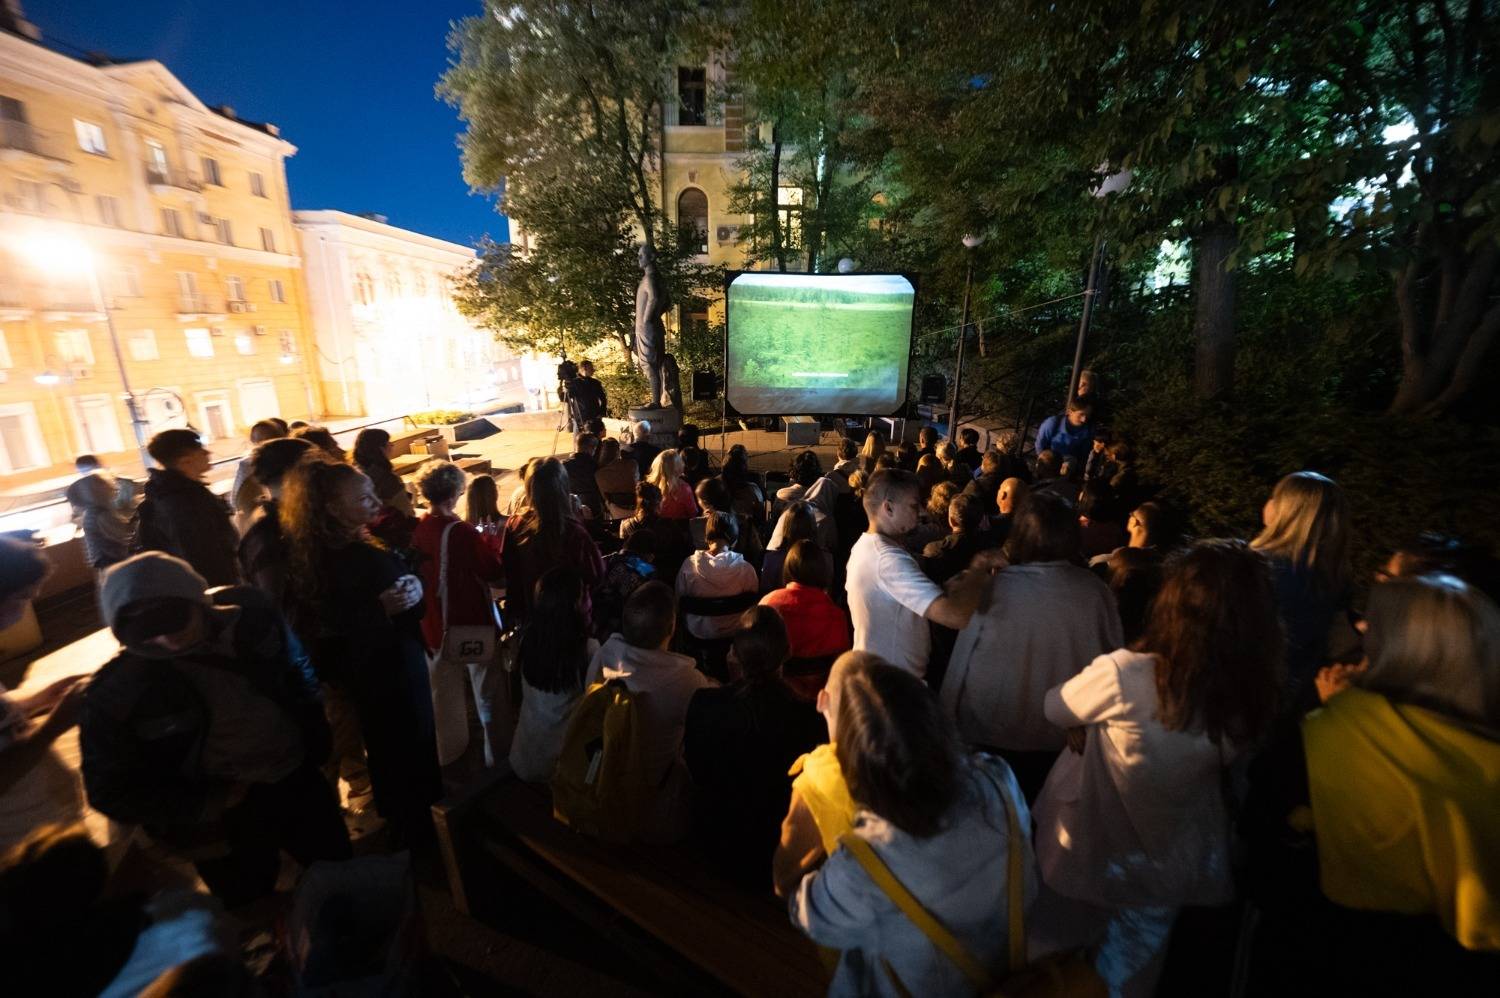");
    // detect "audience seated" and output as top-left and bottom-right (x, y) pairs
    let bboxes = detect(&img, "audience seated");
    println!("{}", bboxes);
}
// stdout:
(677, 513), (760, 640)
(761, 540), (852, 666)
(684, 608), (827, 888)
(922, 492), (990, 585)
(648, 449), (700, 520)
(561, 432), (605, 522)
(762, 501), (819, 595)
(954, 427), (982, 473)
(585, 582), (713, 842)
